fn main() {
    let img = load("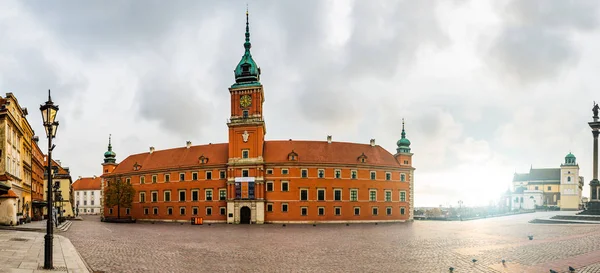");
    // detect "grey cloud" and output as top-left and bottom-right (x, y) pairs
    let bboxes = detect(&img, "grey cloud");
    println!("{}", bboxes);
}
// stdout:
(135, 68), (213, 138)
(267, 0), (452, 128)
(484, 0), (600, 85)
